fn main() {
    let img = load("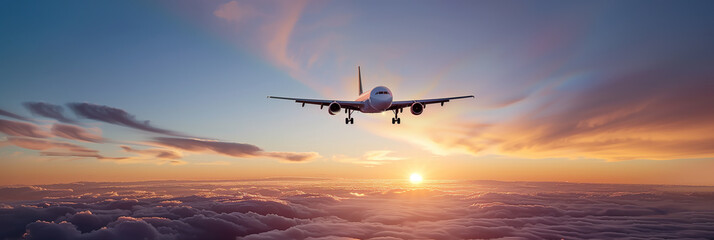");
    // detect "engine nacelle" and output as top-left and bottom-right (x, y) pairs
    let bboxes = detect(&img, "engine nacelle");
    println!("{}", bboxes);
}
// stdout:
(328, 102), (341, 115)
(410, 102), (424, 115)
